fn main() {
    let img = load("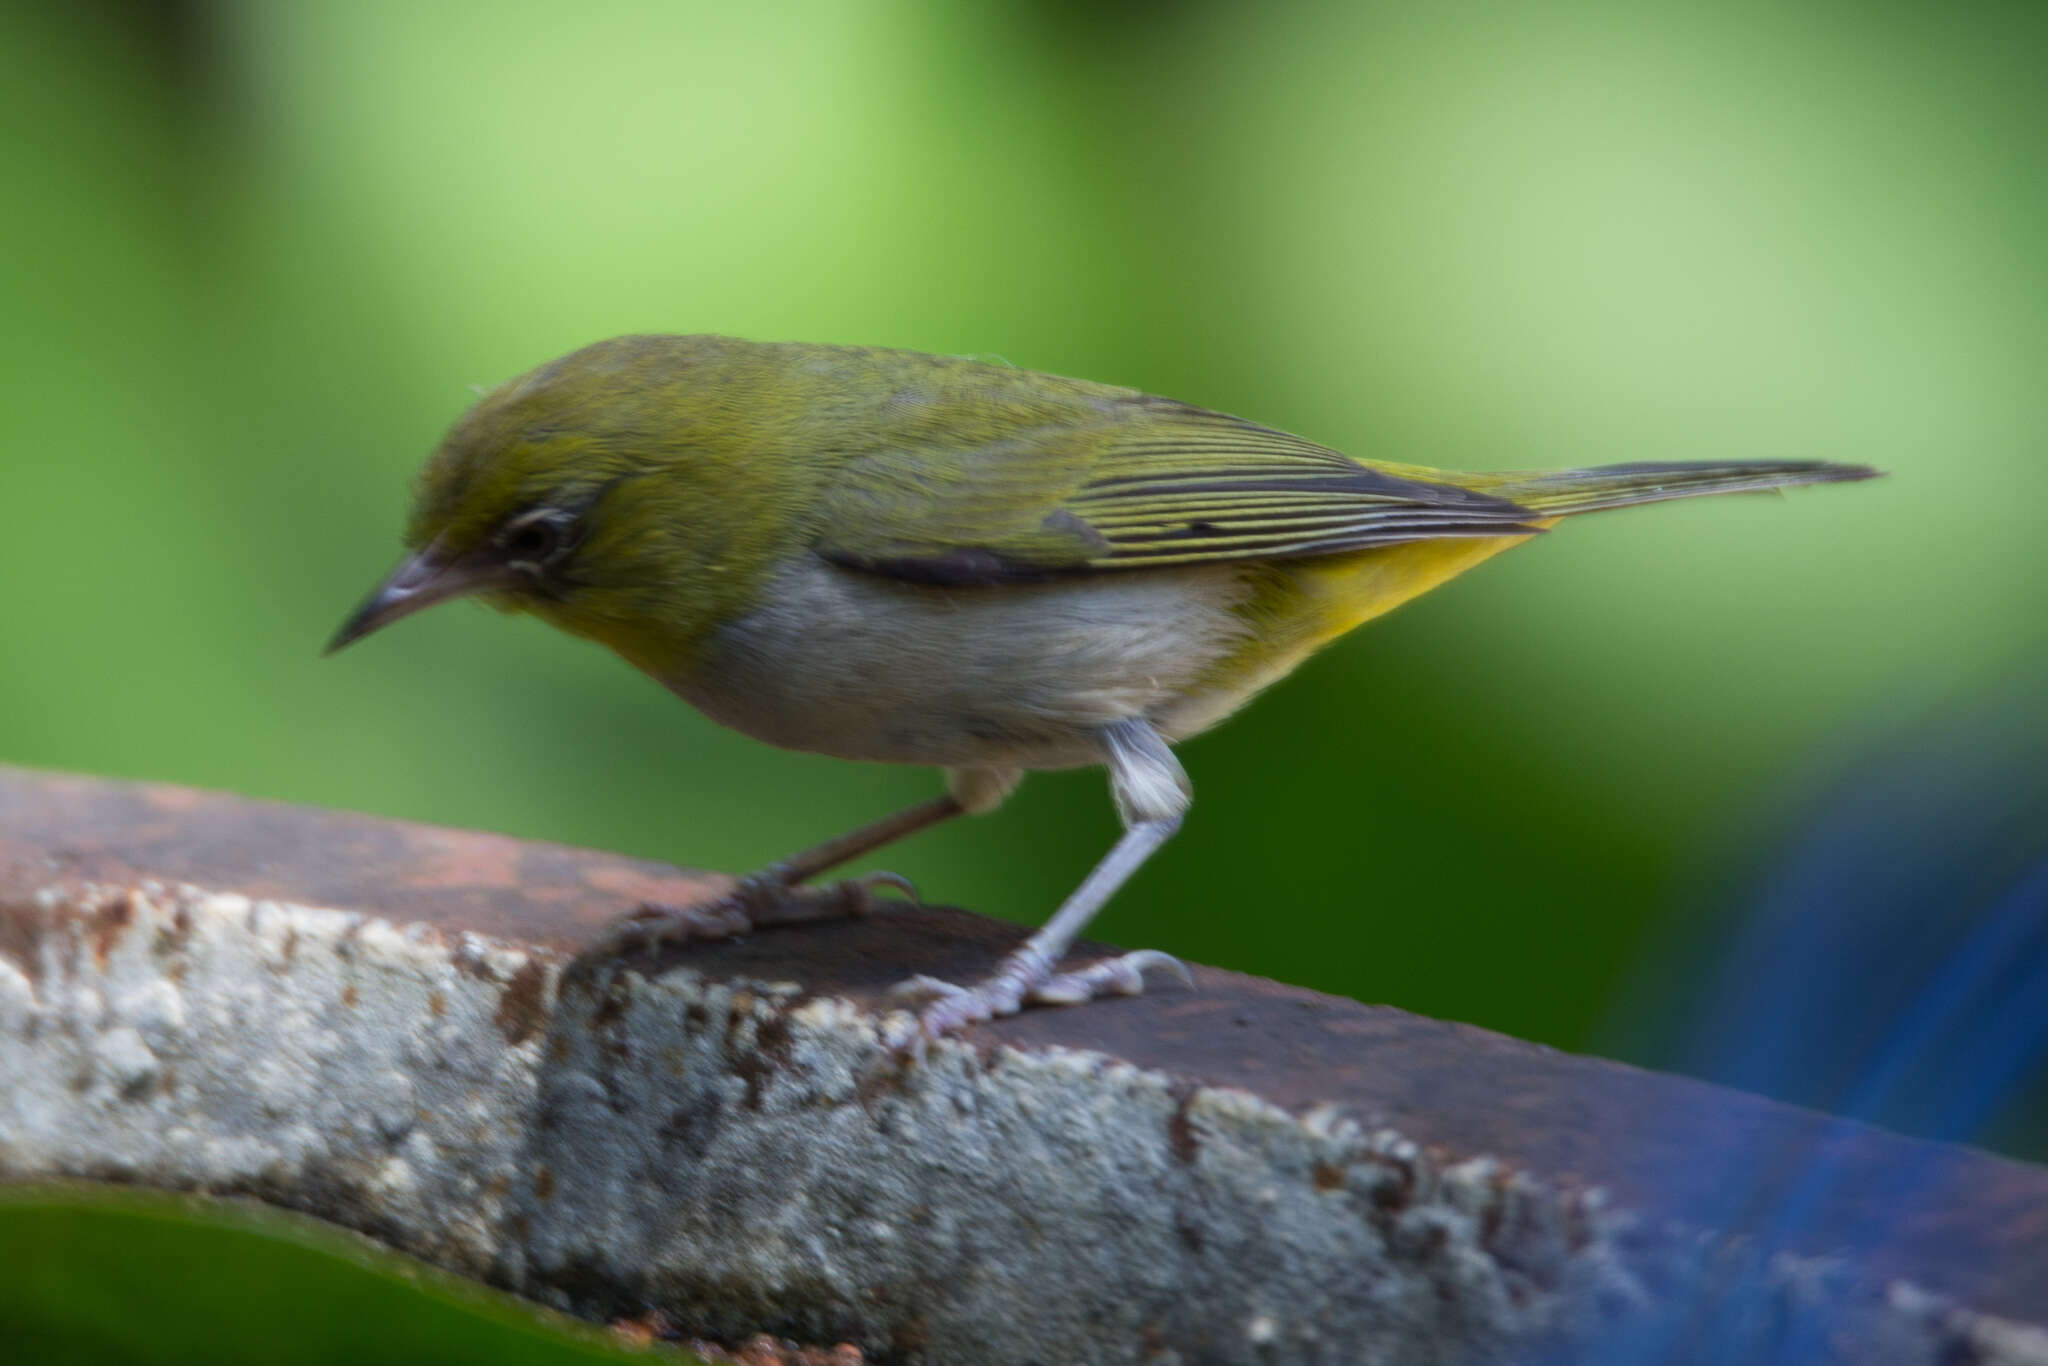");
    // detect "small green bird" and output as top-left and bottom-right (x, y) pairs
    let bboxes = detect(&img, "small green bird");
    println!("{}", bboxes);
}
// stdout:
(329, 334), (1876, 1049)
